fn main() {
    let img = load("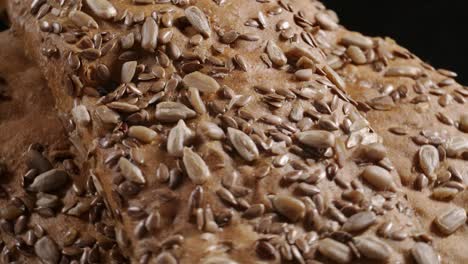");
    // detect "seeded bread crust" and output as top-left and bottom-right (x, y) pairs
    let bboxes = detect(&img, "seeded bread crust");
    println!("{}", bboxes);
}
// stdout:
(7, 0), (467, 263)
(316, 28), (468, 263)
(288, 14), (468, 264)
(0, 30), (126, 263)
